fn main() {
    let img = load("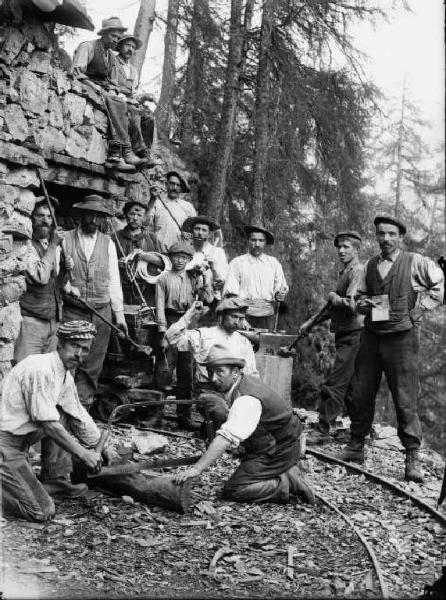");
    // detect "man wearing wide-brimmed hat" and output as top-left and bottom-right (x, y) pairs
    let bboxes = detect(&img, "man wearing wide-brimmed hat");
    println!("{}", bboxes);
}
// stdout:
(61, 195), (128, 408)
(72, 17), (147, 171)
(223, 222), (288, 330)
(174, 343), (314, 506)
(0, 321), (103, 522)
(341, 216), (444, 483)
(303, 230), (365, 446)
(182, 215), (229, 303)
(148, 171), (197, 252)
